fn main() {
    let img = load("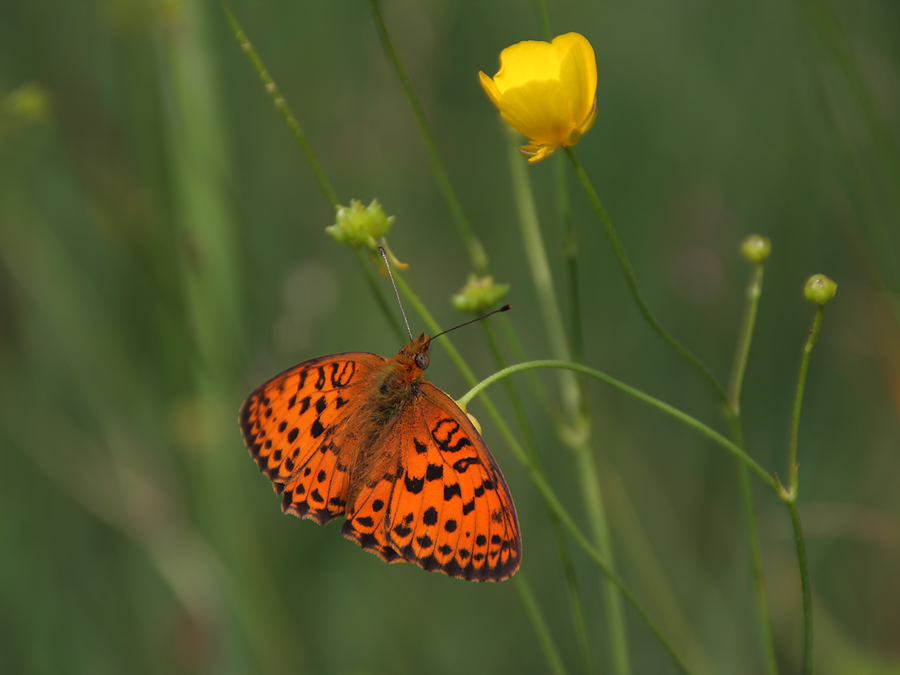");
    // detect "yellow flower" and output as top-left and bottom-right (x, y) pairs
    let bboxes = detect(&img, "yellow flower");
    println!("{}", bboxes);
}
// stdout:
(479, 33), (597, 163)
